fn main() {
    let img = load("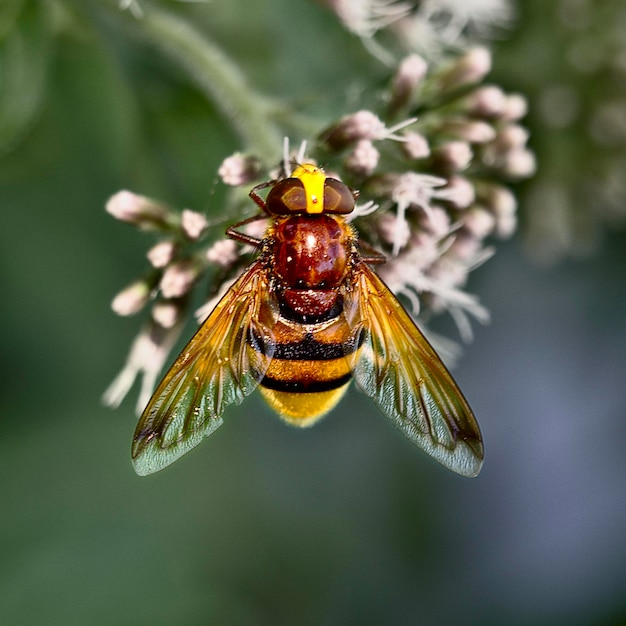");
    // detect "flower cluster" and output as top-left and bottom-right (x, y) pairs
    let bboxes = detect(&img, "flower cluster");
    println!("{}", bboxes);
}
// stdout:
(323, 0), (515, 62)
(102, 192), (216, 413)
(103, 45), (534, 412)
(313, 47), (533, 341)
